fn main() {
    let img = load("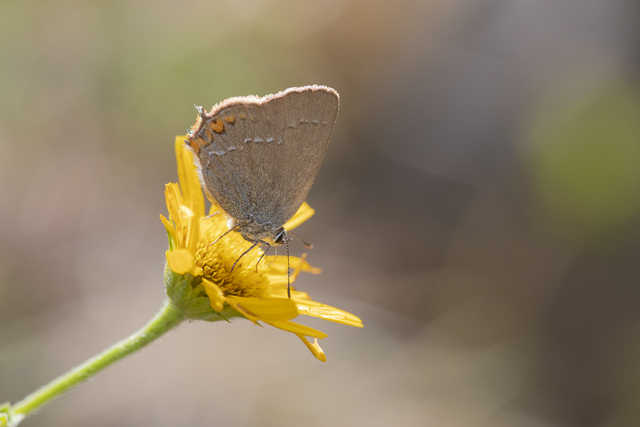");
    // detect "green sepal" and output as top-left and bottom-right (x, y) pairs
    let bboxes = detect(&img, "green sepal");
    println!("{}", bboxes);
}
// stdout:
(174, 276), (193, 309)
(165, 266), (191, 309)
(164, 263), (249, 323)
(218, 306), (245, 322)
(183, 297), (215, 319)
(165, 222), (176, 251)
(199, 306), (245, 322)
